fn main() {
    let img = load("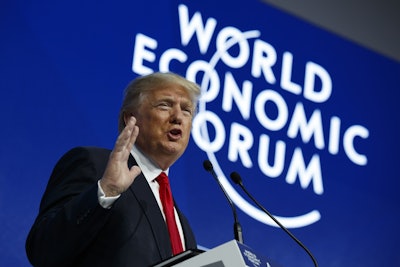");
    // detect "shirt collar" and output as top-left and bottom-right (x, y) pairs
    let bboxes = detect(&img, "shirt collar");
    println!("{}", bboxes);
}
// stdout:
(131, 145), (169, 183)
